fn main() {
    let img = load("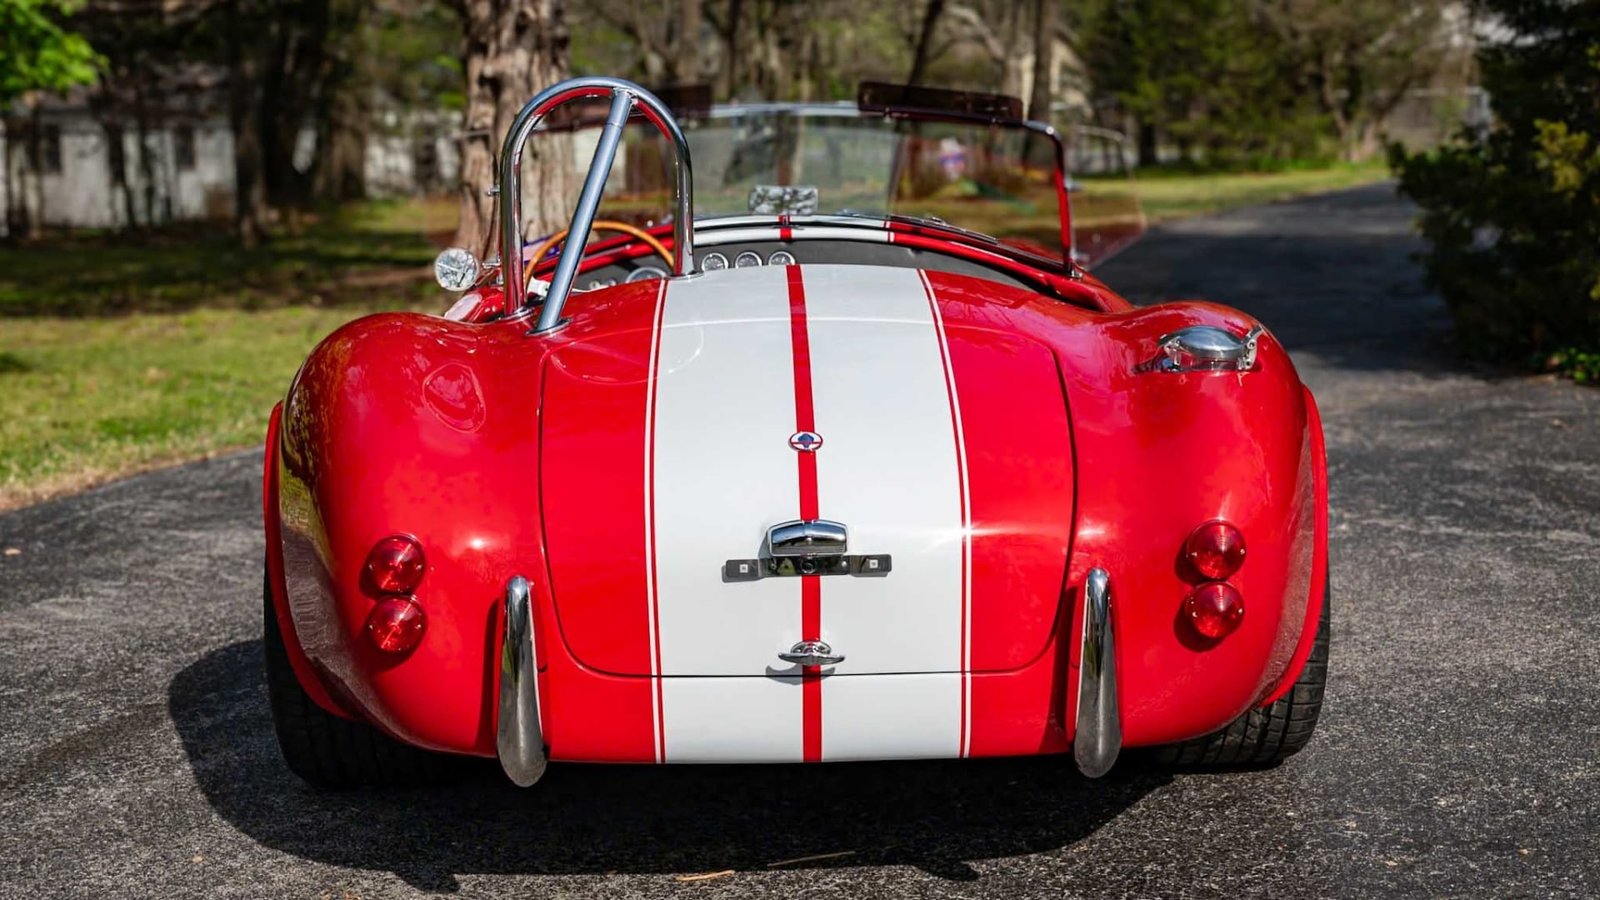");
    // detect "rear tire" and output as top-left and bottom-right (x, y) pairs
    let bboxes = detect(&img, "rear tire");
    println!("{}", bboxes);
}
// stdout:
(263, 566), (461, 789)
(1151, 578), (1329, 768)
